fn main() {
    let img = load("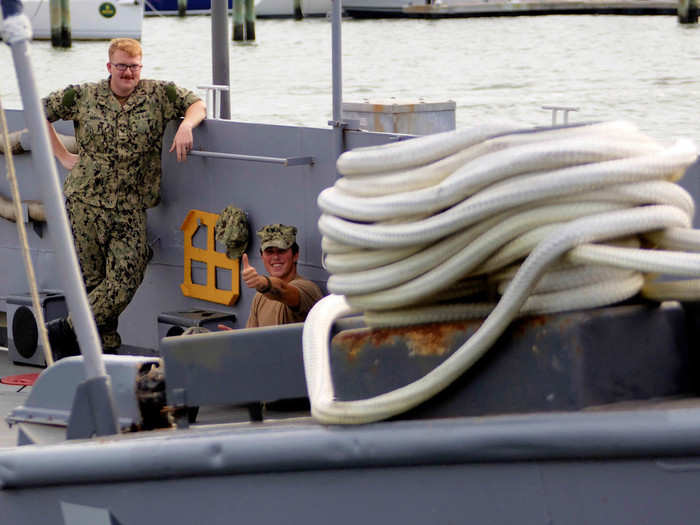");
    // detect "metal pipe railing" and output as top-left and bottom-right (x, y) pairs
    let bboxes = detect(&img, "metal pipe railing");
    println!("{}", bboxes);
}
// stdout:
(197, 84), (230, 120)
(189, 149), (314, 166)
